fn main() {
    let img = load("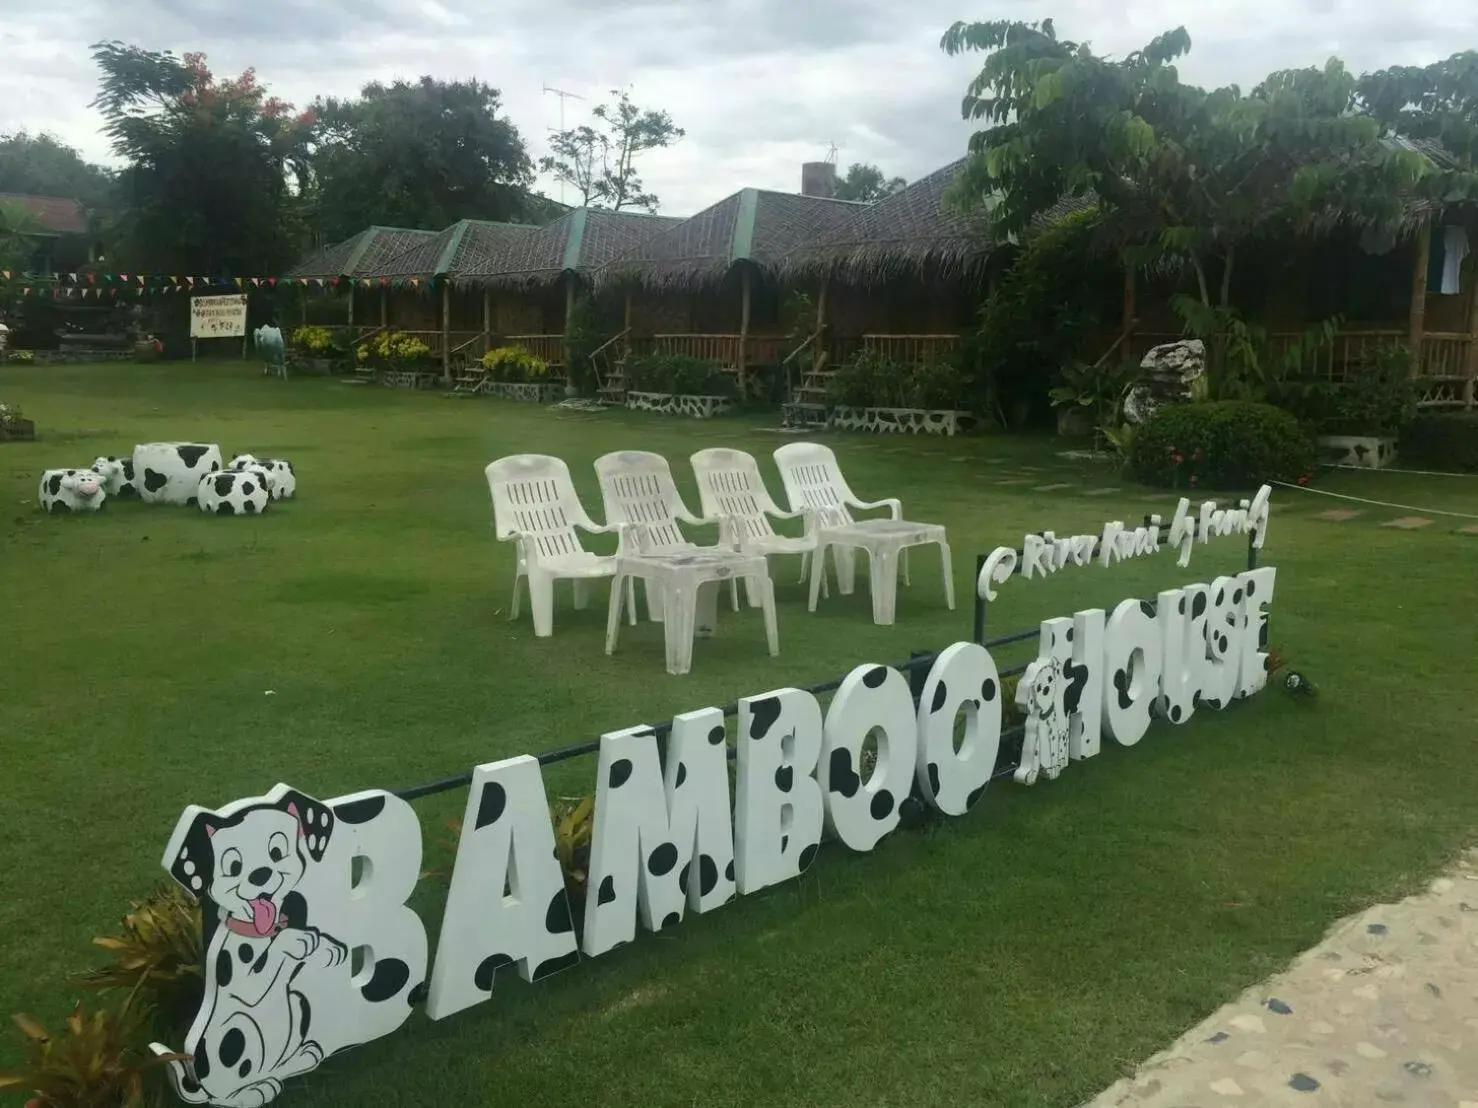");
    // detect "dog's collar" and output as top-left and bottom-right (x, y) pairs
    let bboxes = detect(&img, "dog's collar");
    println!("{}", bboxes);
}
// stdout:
(222, 914), (289, 938)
